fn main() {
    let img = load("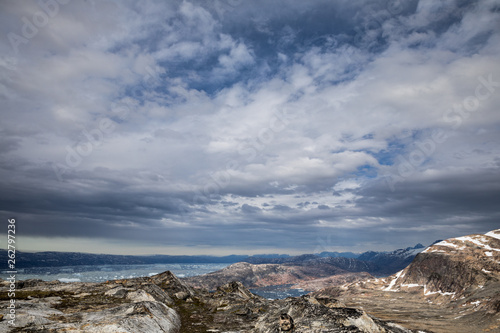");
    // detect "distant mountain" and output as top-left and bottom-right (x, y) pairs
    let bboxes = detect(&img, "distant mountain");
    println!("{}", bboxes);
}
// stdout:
(185, 254), (389, 291)
(183, 245), (433, 291)
(243, 254), (377, 271)
(243, 254), (318, 265)
(316, 251), (359, 258)
(184, 261), (371, 290)
(247, 253), (291, 259)
(244, 243), (428, 276)
(357, 243), (426, 275)
(0, 250), (251, 269)
(2, 243), (428, 277)
(300, 257), (375, 273)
